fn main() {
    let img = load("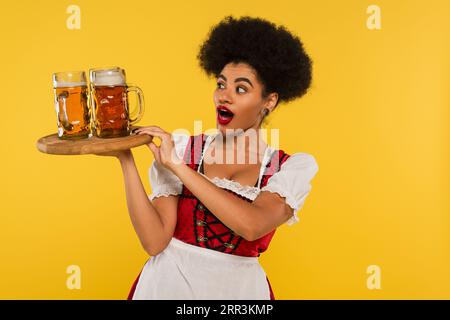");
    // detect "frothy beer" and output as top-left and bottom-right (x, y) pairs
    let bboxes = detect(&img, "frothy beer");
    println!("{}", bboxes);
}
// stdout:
(53, 71), (91, 139)
(90, 67), (144, 138)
